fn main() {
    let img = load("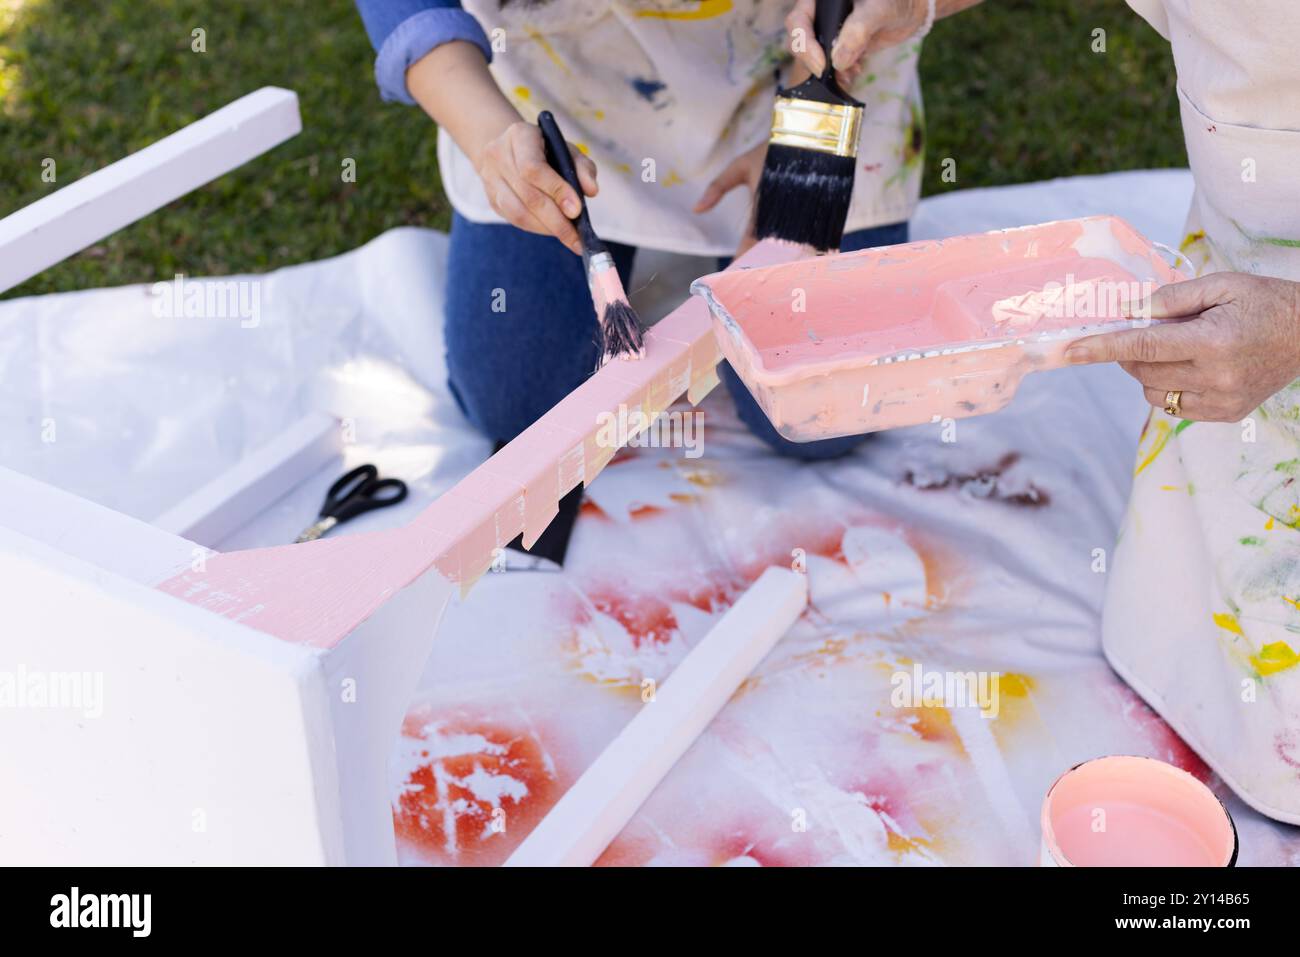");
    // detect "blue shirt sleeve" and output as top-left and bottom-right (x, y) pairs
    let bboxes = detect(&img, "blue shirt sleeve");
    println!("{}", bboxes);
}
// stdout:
(354, 0), (493, 105)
